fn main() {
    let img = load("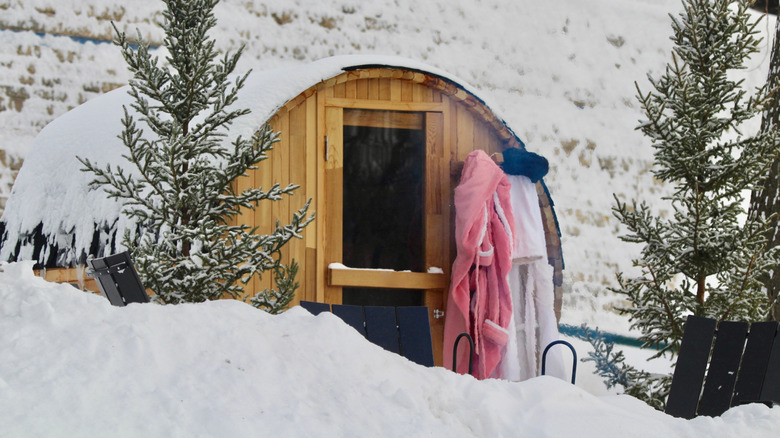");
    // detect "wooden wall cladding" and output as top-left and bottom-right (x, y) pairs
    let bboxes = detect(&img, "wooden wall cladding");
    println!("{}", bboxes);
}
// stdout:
(226, 67), (563, 323)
